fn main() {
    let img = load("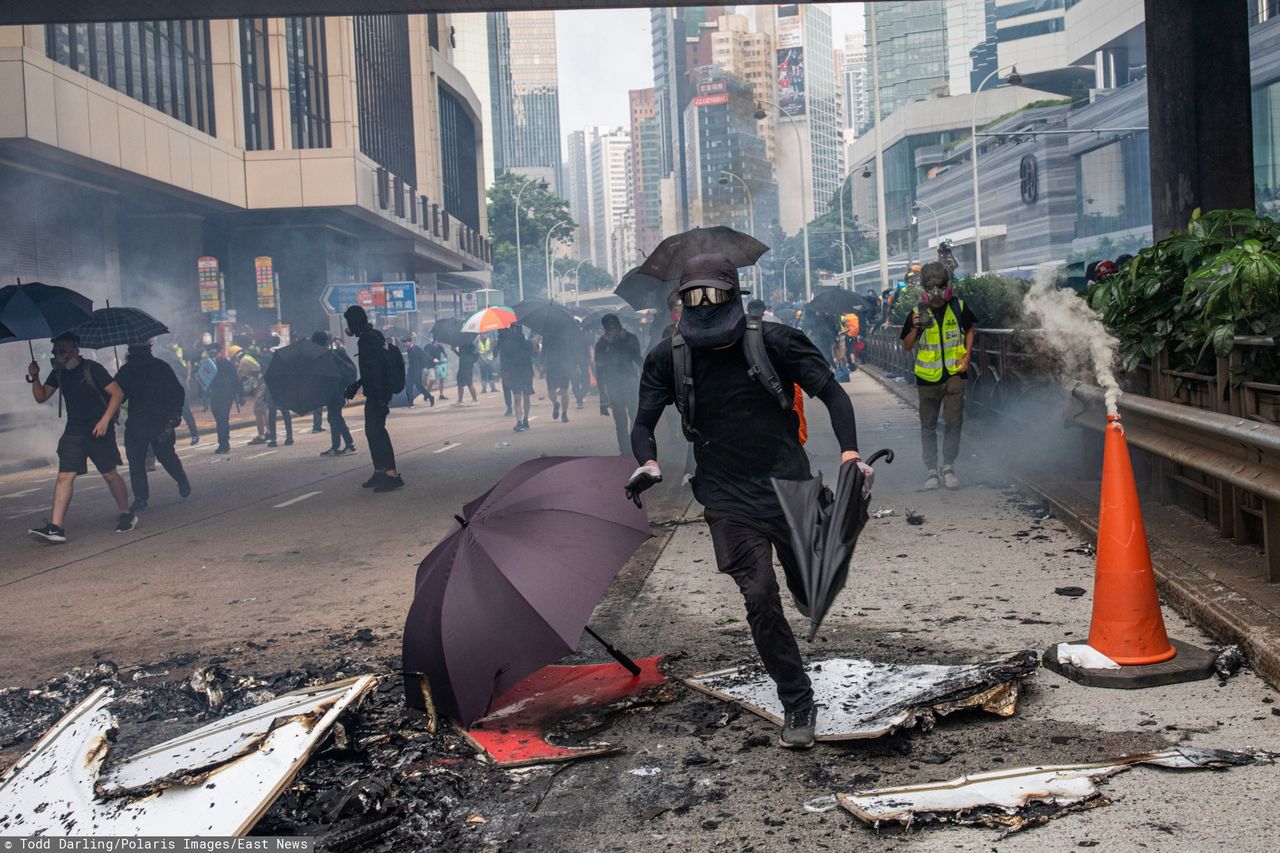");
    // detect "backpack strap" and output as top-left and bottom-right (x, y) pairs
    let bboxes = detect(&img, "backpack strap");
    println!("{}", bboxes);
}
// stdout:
(669, 332), (701, 443)
(743, 317), (792, 411)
